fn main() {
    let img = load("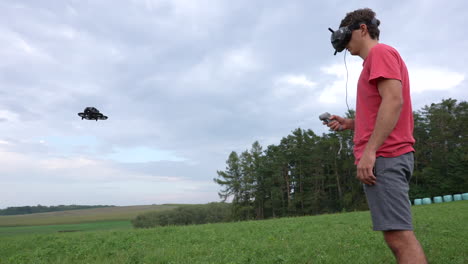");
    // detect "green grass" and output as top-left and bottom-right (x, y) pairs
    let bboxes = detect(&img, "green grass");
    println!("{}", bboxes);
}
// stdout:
(0, 204), (179, 227)
(0, 201), (466, 264)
